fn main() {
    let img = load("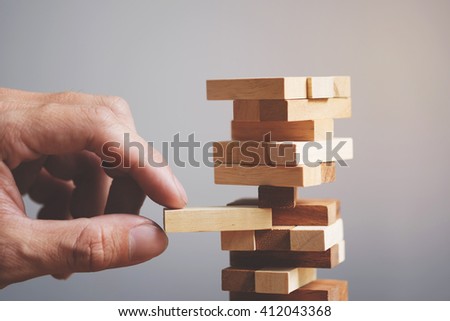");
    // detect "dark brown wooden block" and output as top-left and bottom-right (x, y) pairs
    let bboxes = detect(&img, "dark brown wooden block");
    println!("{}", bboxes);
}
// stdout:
(229, 241), (345, 269)
(229, 279), (348, 301)
(222, 267), (255, 292)
(255, 227), (292, 250)
(258, 186), (297, 209)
